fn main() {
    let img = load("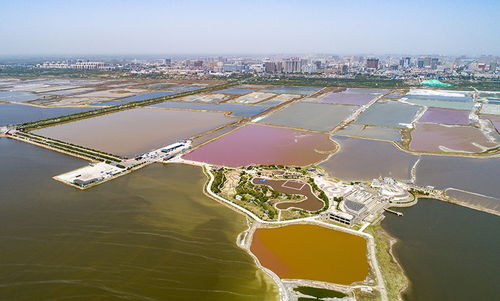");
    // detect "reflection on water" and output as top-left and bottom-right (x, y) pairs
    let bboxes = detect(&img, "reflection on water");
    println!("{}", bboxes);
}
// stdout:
(0, 138), (277, 301)
(382, 198), (500, 301)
